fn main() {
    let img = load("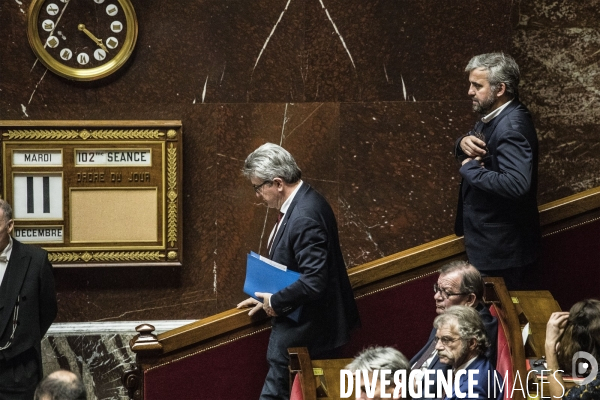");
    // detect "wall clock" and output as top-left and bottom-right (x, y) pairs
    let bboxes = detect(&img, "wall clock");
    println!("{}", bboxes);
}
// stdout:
(27, 0), (138, 81)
